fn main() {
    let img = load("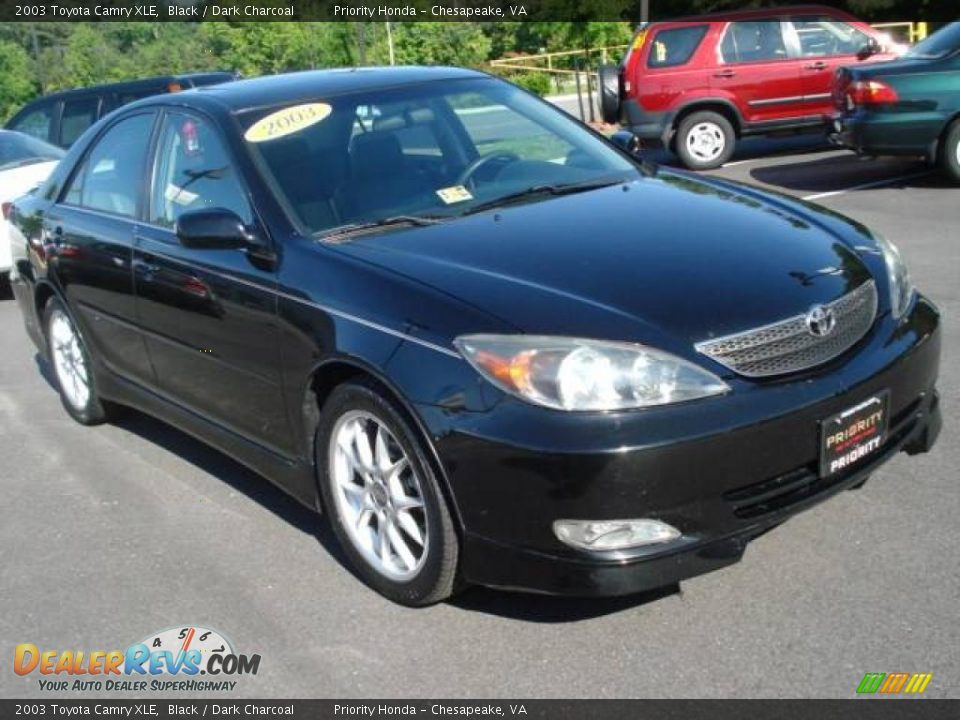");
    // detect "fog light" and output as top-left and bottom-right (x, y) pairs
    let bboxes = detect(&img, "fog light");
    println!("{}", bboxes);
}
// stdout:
(553, 519), (681, 551)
